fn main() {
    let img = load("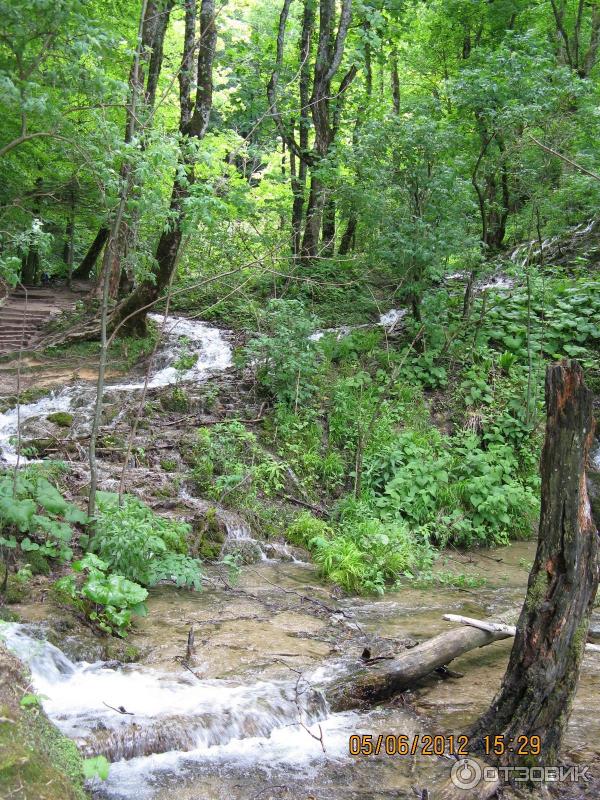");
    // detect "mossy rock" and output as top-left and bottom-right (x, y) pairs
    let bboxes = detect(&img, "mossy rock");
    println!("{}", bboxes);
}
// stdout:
(0, 388), (50, 414)
(2, 577), (27, 605)
(221, 538), (264, 564)
(188, 506), (226, 561)
(0, 646), (87, 800)
(160, 387), (189, 412)
(46, 412), (74, 428)
(199, 538), (223, 560)
(24, 551), (50, 576)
